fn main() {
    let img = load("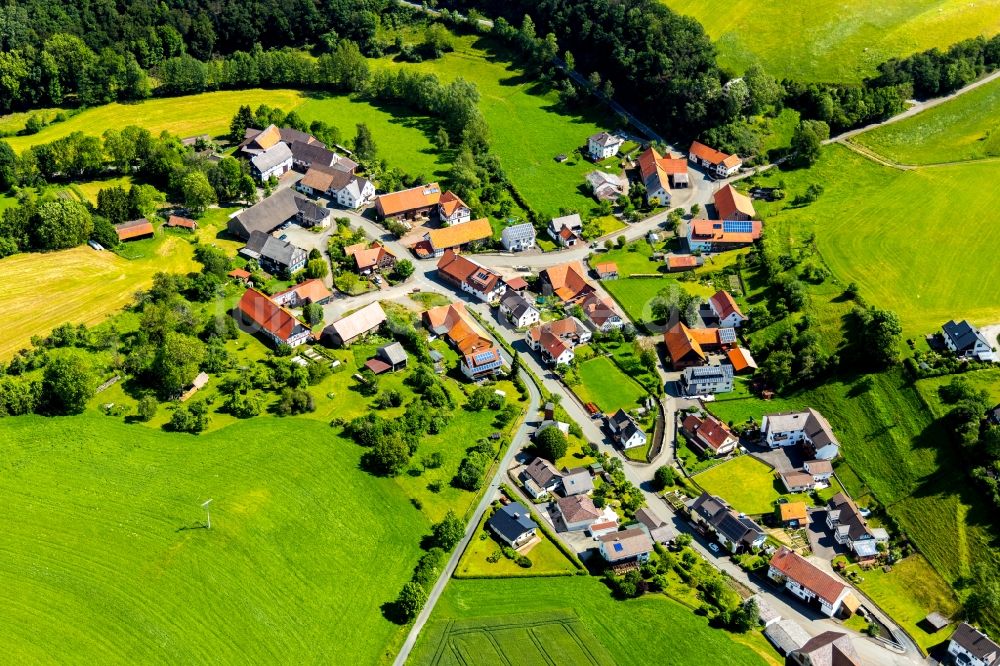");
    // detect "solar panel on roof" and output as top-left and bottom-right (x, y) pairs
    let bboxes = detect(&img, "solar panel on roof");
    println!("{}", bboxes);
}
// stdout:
(719, 328), (737, 343)
(473, 352), (496, 364)
(613, 543), (624, 552)
(723, 220), (753, 233)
